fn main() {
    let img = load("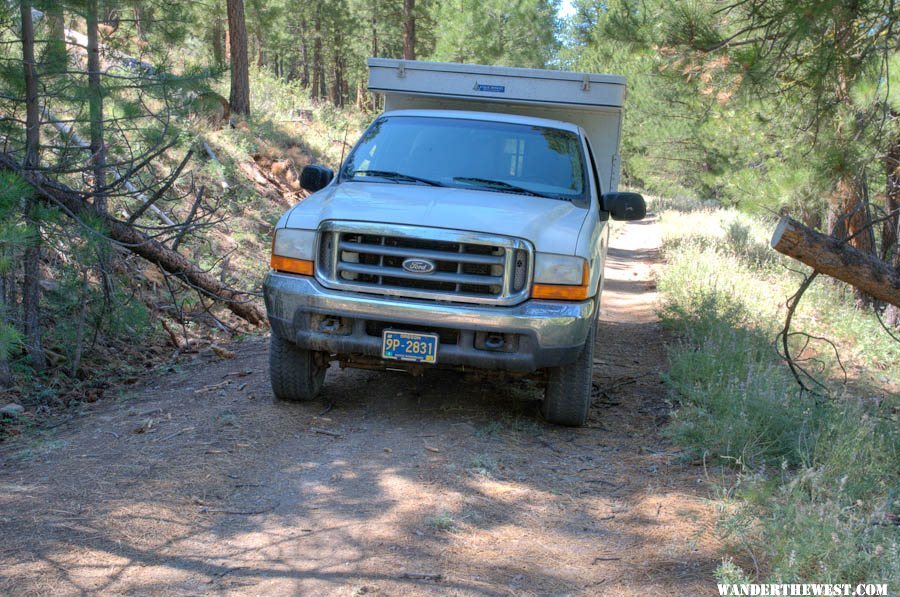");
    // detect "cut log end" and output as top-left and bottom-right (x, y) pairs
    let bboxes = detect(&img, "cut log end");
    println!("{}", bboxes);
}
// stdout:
(770, 216), (791, 249)
(770, 216), (900, 308)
